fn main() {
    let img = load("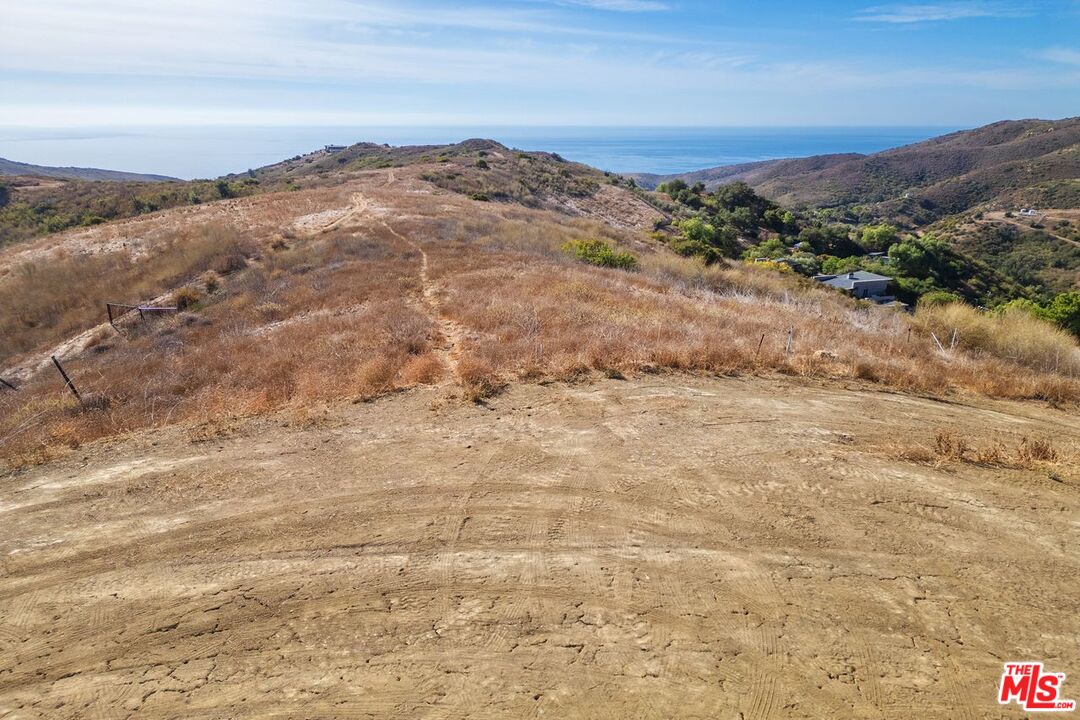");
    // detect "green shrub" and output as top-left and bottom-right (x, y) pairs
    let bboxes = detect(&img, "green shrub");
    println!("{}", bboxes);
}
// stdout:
(562, 238), (637, 270)
(918, 290), (964, 307)
(1003, 292), (1080, 338)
